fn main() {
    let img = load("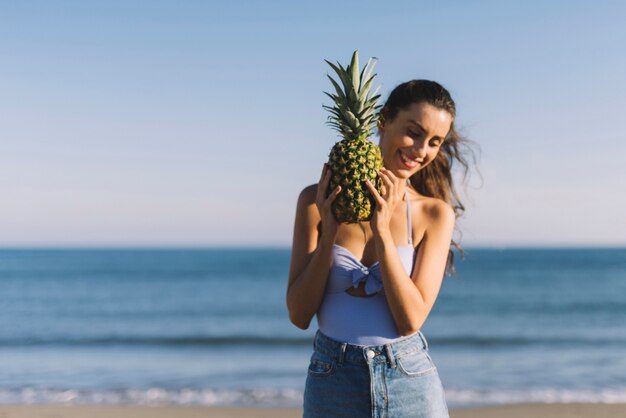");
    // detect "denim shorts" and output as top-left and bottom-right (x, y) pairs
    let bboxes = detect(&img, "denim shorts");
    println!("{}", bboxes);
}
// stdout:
(303, 330), (449, 418)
